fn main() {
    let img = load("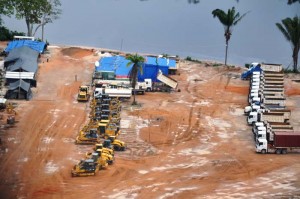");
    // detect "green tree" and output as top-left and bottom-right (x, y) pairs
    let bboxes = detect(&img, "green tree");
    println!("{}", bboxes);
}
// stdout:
(212, 7), (248, 65)
(126, 54), (145, 105)
(0, 0), (14, 25)
(14, 0), (61, 38)
(276, 16), (300, 72)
